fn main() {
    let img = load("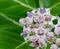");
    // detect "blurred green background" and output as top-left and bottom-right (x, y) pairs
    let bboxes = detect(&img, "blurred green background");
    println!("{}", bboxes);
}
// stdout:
(0, 0), (60, 49)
